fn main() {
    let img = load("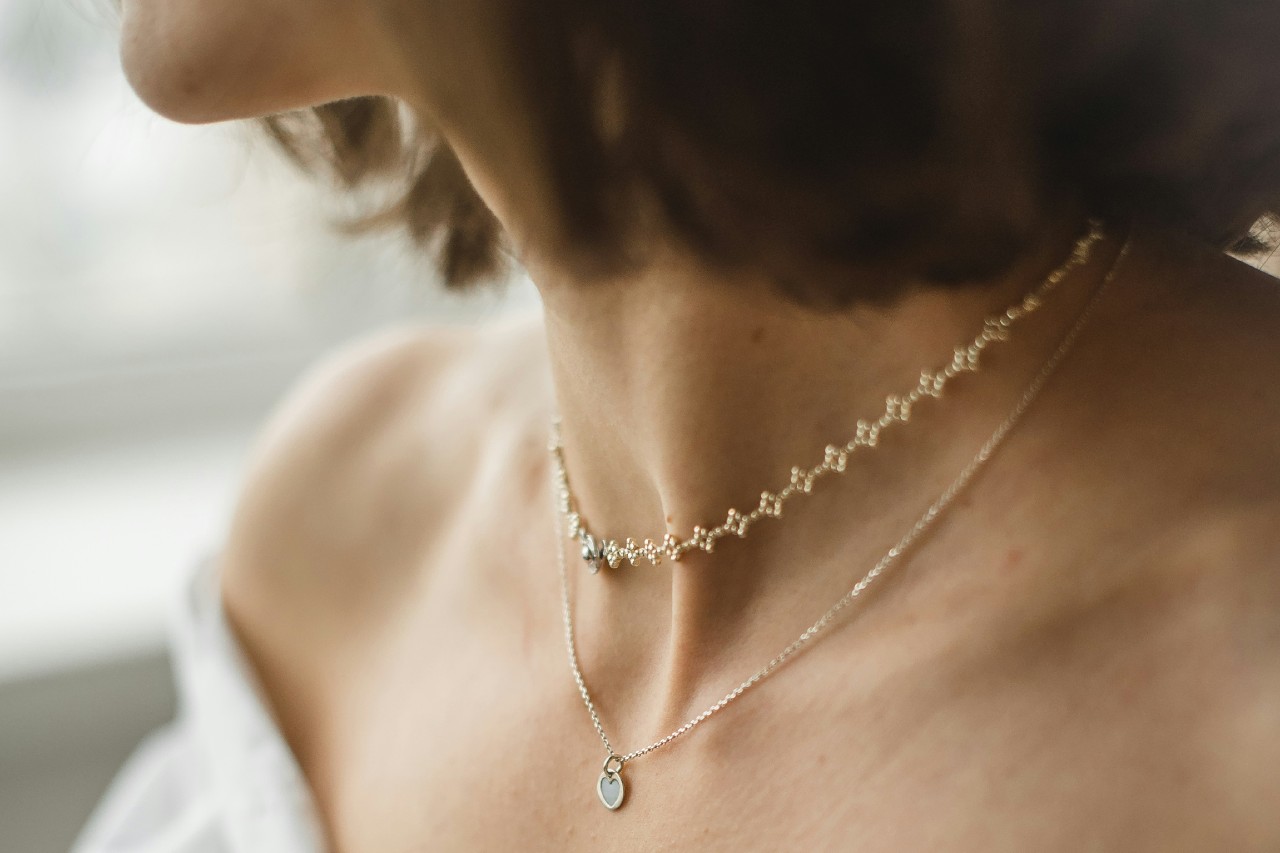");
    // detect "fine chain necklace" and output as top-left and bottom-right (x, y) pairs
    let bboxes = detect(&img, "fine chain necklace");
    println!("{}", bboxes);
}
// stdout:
(553, 231), (1132, 811)
(552, 223), (1105, 572)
